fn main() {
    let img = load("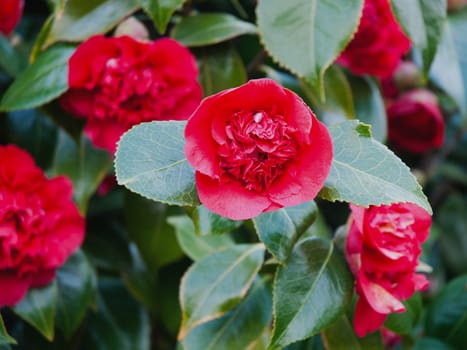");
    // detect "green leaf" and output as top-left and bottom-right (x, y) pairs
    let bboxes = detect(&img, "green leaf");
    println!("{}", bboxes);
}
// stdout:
(197, 43), (247, 96)
(321, 315), (384, 350)
(51, 131), (112, 214)
(55, 250), (97, 339)
(413, 337), (455, 350)
(13, 282), (58, 341)
(348, 75), (387, 143)
(125, 192), (184, 271)
(179, 244), (265, 339)
(171, 13), (257, 47)
(45, 0), (139, 46)
(269, 237), (353, 350)
(115, 121), (199, 207)
(183, 277), (272, 350)
(391, 0), (446, 75)
(425, 275), (467, 349)
(256, 0), (364, 95)
(0, 34), (25, 77)
(139, 0), (186, 34)
(252, 201), (317, 264)
(0, 314), (16, 345)
(384, 293), (422, 335)
(319, 120), (432, 214)
(82, 277), (150, 350)
(169, 215), (235, 261)
(190, 205), (242, 236)
(0, 45), (74, 111)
